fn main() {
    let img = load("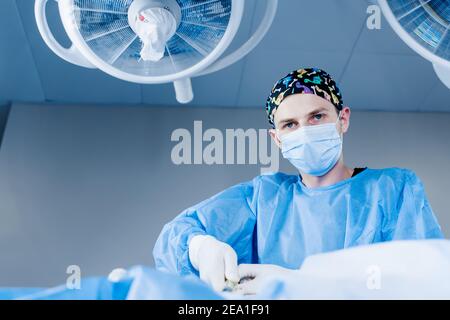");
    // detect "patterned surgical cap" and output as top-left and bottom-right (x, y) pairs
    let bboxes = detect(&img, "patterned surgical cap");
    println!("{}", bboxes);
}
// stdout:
(266, 68), (344, 127)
